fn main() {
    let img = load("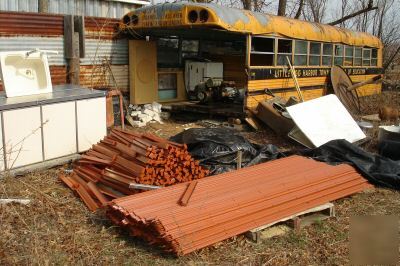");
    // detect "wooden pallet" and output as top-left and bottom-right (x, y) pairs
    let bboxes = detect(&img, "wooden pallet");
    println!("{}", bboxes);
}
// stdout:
(245, 202), (335, 243)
